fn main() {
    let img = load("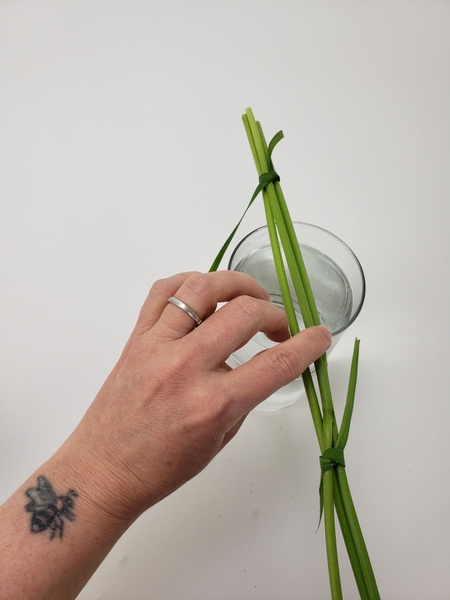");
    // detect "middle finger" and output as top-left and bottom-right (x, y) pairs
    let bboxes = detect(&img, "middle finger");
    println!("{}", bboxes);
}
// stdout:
(189, 293), (290, 368)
